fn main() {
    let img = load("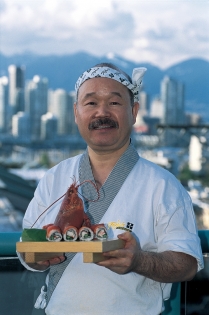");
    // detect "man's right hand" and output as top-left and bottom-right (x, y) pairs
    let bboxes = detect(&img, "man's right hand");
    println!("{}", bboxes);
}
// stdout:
(27, 255), (66, 270)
